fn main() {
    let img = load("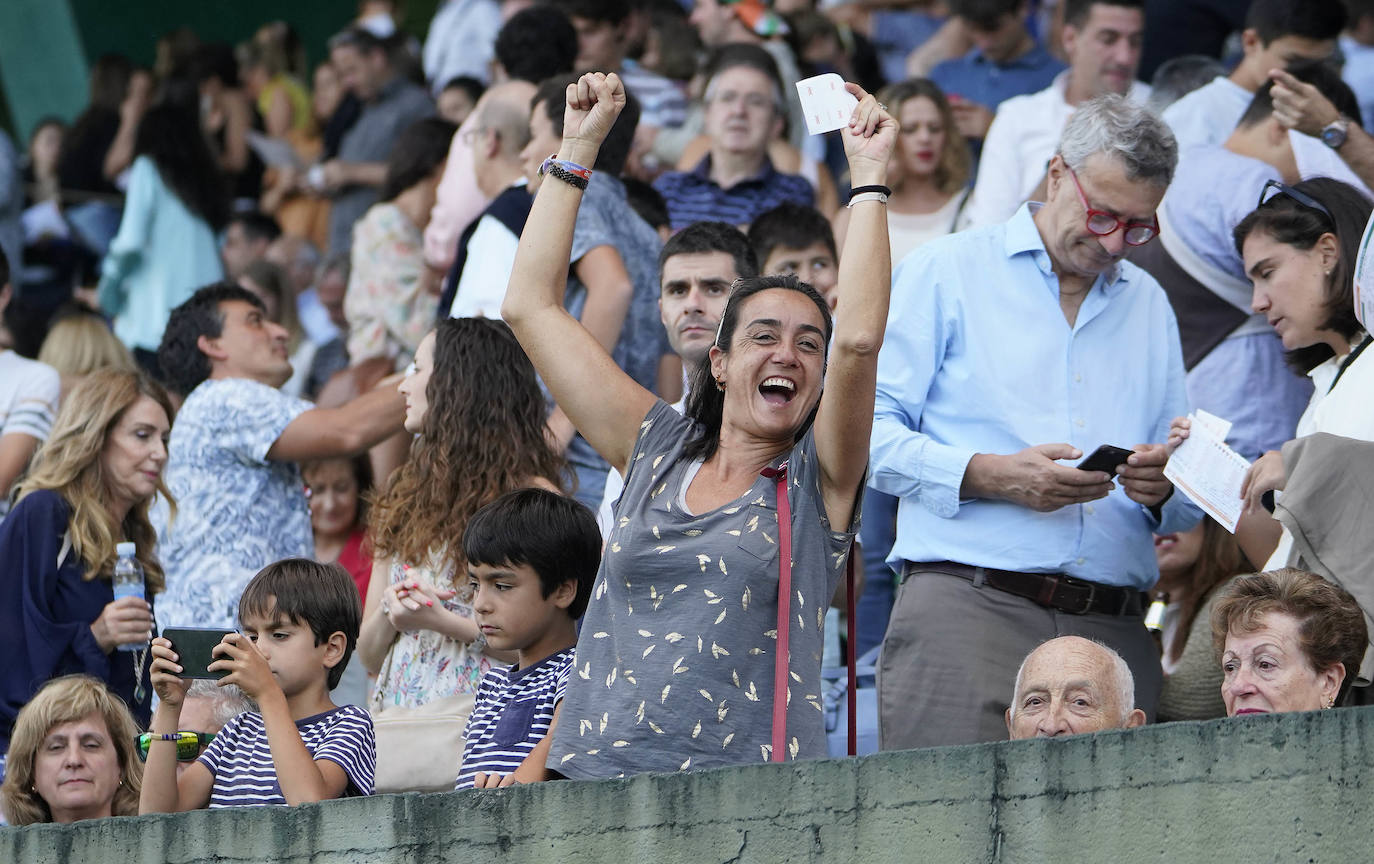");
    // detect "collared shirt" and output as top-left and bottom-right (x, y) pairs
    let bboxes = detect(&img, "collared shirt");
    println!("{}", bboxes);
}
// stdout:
(929, 43), (1065, 115)
(961, 71), (1153, 229)
(156, 378), (314, 629)
(328, 76), (434, 256)
(870, 204), (1199, 590)
(653, 155), (814, 231)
